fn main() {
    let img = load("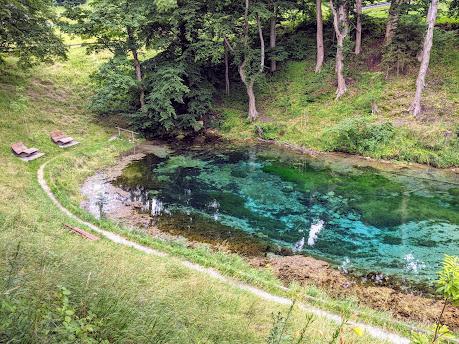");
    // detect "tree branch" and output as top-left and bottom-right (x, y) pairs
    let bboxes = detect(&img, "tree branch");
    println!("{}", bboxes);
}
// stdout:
(224, 36), (234, 53)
